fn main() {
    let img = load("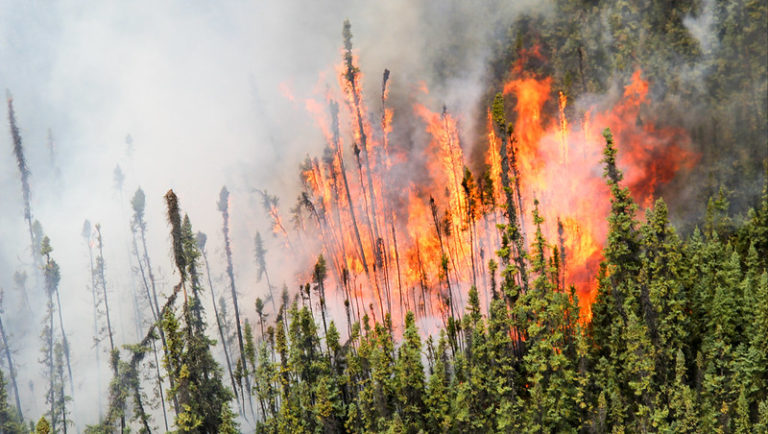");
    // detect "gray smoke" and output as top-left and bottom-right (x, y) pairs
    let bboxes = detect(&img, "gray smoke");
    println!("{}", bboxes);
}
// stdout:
(0, 0), (541, 429)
